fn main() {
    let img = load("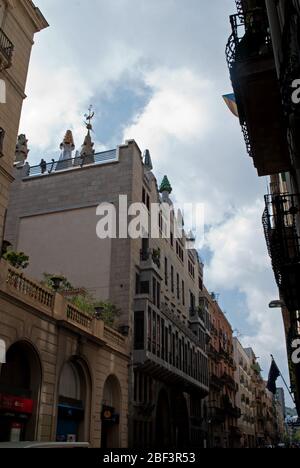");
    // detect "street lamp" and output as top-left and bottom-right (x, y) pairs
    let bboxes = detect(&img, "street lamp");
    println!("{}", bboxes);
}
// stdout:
(269, 300), (285, 309)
